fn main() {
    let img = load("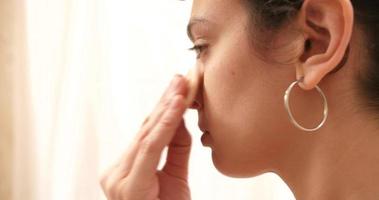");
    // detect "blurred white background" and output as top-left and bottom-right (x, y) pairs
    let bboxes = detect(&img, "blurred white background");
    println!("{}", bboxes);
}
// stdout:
(9, 0), (296, 199)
